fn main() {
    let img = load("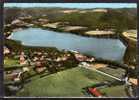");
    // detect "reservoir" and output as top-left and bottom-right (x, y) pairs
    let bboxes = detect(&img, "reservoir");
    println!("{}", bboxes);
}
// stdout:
(11, 28), (126, 62)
